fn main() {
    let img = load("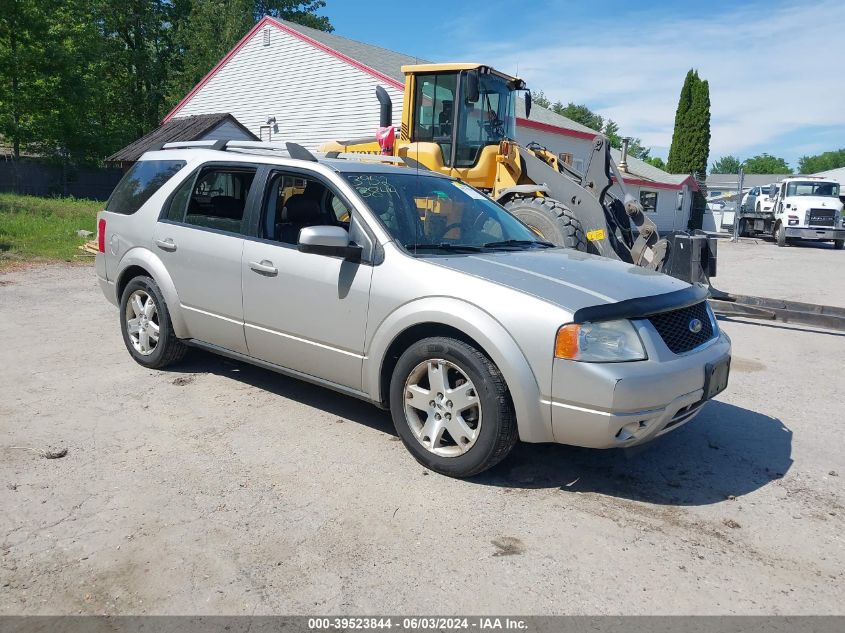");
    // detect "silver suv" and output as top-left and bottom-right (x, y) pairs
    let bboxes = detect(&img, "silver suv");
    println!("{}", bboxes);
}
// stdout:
(96, 141), (731, 477)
